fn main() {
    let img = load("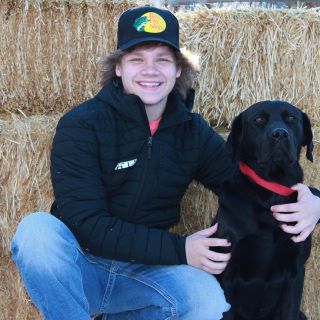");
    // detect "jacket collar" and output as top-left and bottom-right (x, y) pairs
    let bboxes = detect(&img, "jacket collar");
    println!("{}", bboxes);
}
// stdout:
(160, 88), (194, 129)
(95, 79), (193, 127)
